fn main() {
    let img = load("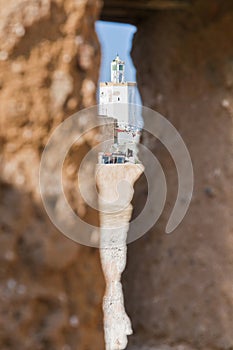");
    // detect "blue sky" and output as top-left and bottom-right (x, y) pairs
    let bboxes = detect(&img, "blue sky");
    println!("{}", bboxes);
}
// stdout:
(96, 21), (137, 82)
(95, 21), (141, 105)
